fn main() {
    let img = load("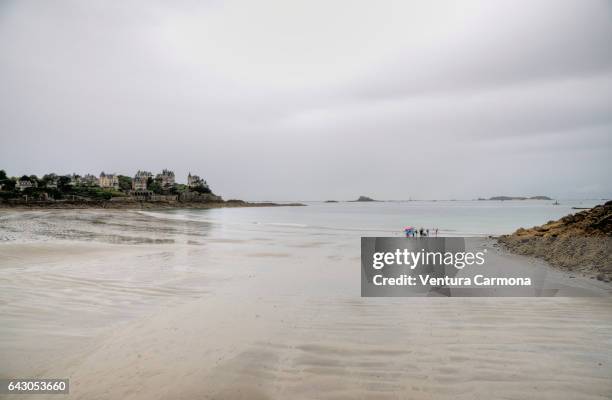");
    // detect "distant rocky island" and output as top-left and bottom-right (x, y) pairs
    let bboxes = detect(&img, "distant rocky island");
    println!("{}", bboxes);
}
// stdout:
(485, 196), (553, 201)
(498, 201), (612, 281)
(0, 169), (304, 209)
(353, 196), (377, 202)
